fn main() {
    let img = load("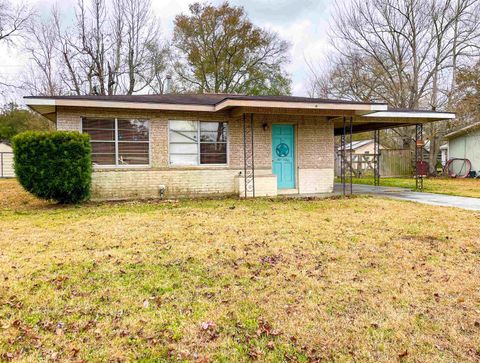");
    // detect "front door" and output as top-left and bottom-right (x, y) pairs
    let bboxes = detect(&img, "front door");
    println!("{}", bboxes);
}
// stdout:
(272, 124), (295, 189)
